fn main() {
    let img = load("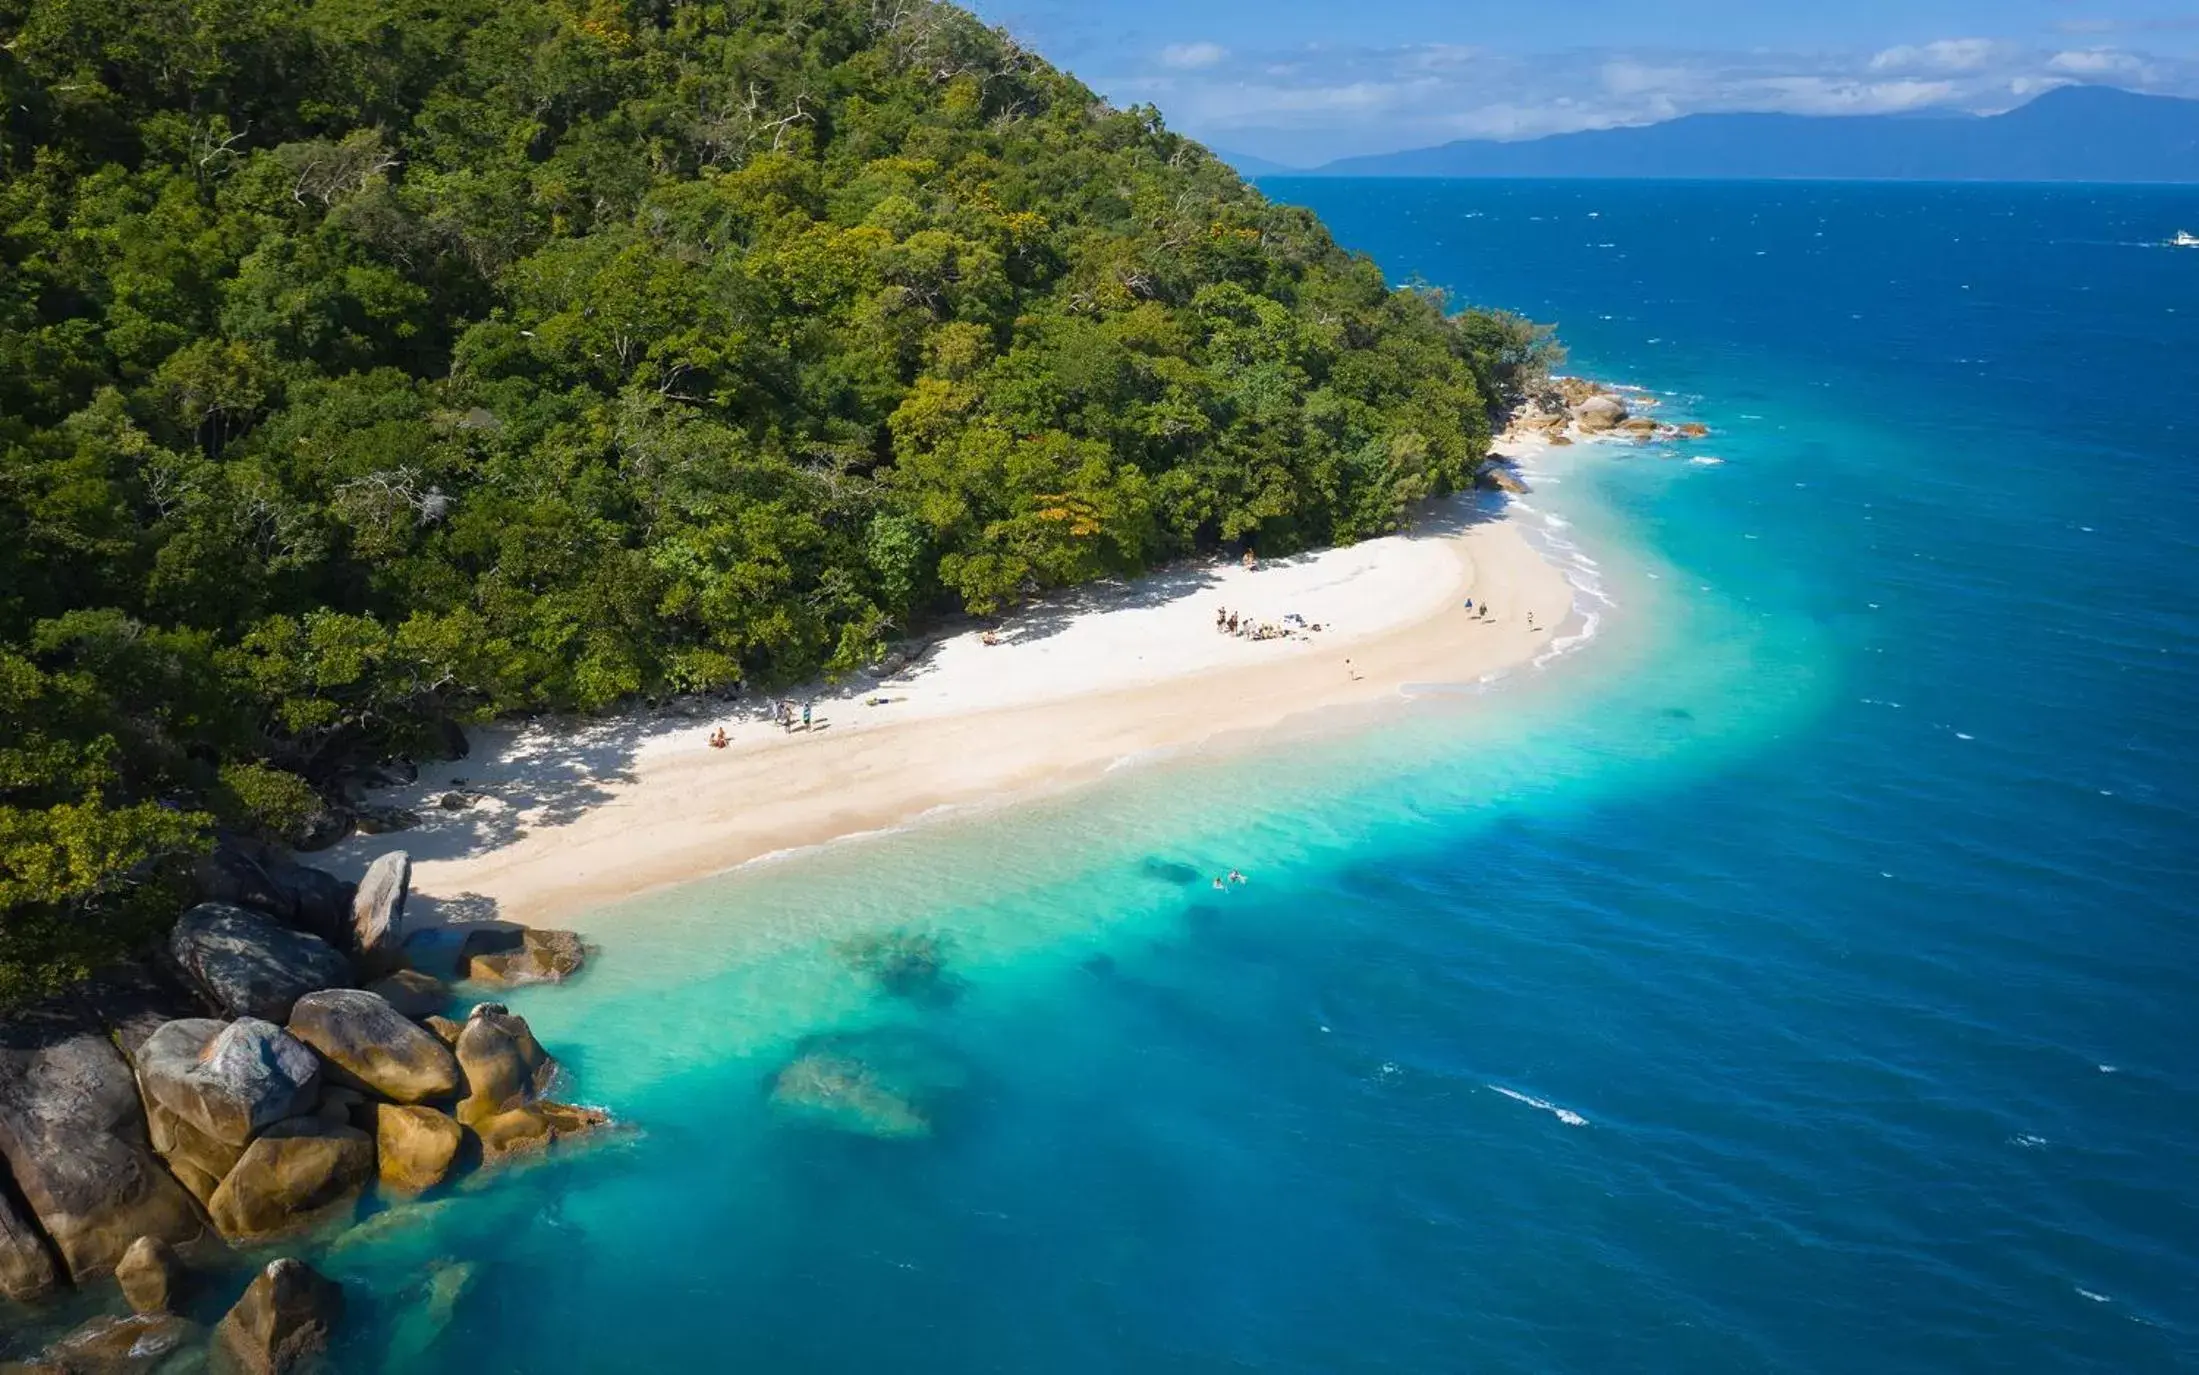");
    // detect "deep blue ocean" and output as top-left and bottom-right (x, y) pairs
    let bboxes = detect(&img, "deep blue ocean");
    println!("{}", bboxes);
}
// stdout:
(310, 182), (2199, 1372)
